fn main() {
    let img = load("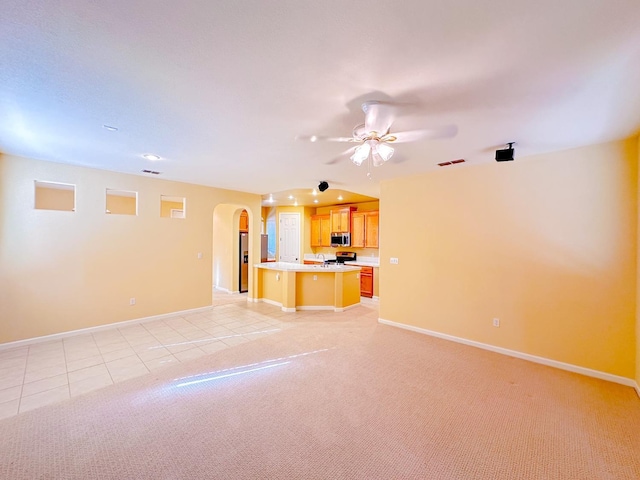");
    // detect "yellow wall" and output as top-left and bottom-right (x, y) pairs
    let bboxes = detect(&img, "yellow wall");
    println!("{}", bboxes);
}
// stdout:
(106, 193), (137, 215)
(0, 153), (260, 344)
(35, 185), (75, 211)
(160, 200), (185, 218)
(637, 134), (640, 389)
(380, 138), (638, 379)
